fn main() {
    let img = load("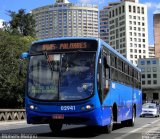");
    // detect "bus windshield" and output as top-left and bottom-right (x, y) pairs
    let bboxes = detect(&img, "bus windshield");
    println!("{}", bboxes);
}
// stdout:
(28, 52), (95, 101)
